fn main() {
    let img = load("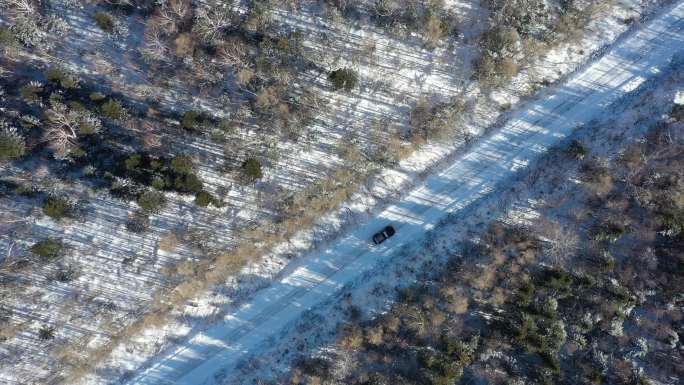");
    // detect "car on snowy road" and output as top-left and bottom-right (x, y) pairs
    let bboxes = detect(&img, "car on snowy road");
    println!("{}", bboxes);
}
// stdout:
(372, 225), (396, 245)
